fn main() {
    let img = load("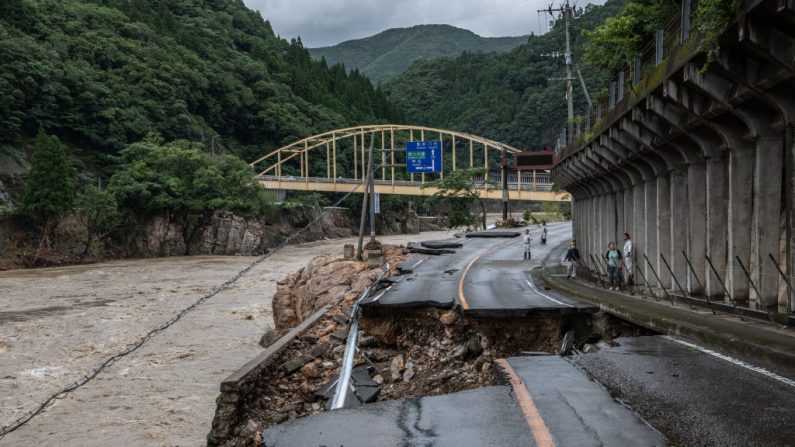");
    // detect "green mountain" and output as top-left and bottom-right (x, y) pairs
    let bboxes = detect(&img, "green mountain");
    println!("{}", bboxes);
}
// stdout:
(309, 25), (528, 84)
(0, 0), (403, 168)
(382, 0), (627, 149)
